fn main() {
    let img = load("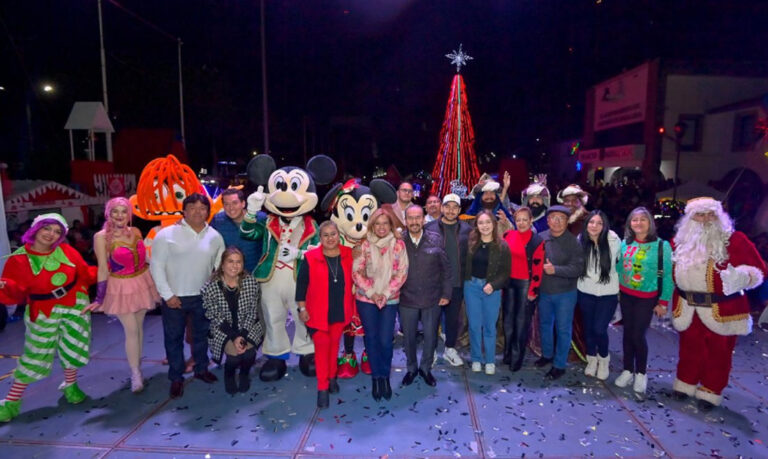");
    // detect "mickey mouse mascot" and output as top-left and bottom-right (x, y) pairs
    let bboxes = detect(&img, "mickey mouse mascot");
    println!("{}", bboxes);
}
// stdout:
(240, 154), (337, 381)
(320, 178), (396, 378)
